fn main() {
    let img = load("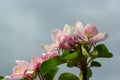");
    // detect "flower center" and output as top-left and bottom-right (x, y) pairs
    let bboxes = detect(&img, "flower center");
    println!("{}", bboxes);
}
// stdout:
(17, 68), (21, 73)
(87, 32), (95, 39)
